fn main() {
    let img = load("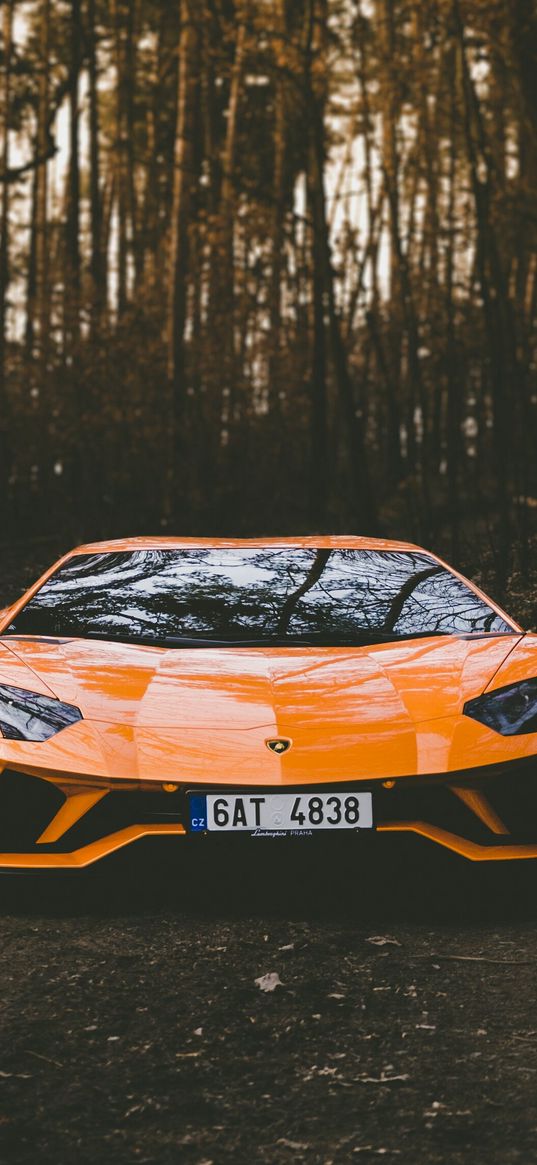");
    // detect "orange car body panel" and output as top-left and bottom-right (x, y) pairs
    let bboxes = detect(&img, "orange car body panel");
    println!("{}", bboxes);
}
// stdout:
(0, 632), (533, 787)
(1, 535), (536, 866)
